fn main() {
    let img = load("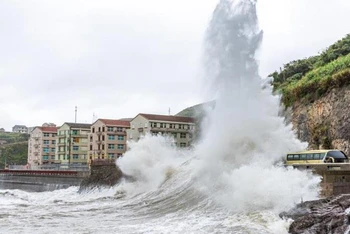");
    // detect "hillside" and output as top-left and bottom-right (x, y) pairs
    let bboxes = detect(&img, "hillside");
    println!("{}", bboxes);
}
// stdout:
(0, 133), (29, 168)
(270, 33), (350, 153)
(270, 34), (350, 107)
